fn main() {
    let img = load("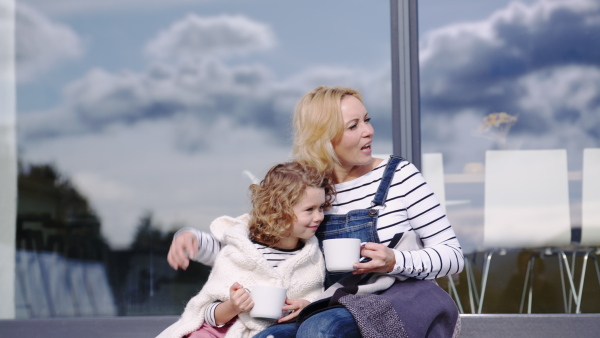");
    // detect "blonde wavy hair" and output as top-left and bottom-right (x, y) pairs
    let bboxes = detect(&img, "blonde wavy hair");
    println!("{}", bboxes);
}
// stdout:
(292, 85), (364, 174)
(248, 161), (335, 246)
